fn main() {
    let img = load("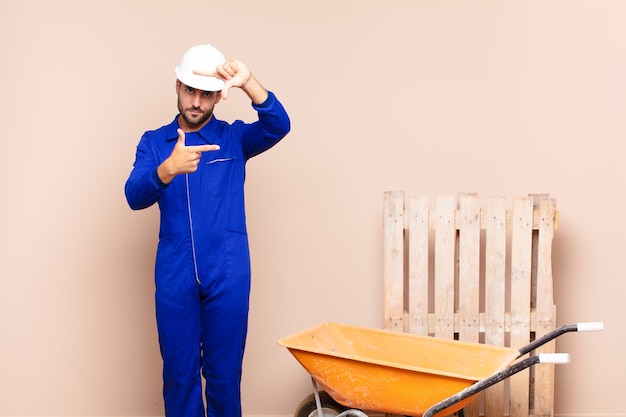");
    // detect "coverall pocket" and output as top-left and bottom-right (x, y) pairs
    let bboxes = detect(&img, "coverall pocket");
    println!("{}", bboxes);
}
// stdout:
(203, 155), (239, 197)
(225, 230), (251, 278)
